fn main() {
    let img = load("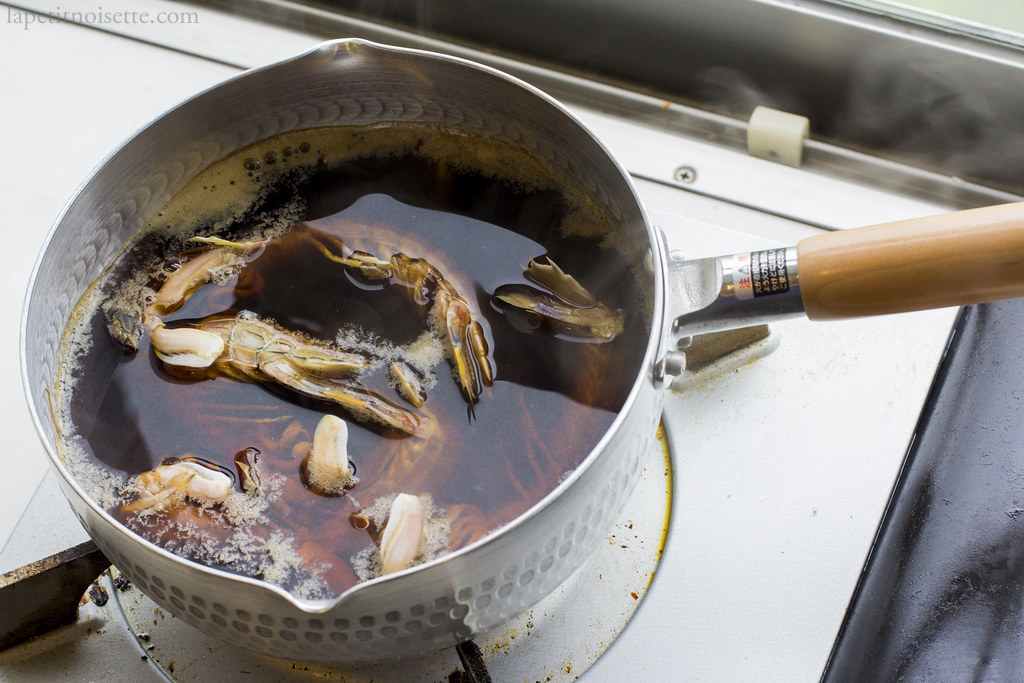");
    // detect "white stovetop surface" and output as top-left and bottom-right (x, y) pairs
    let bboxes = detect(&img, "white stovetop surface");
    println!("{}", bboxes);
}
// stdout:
(0, 7), (962, 681)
